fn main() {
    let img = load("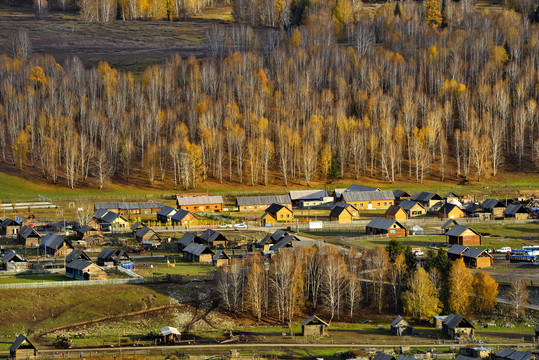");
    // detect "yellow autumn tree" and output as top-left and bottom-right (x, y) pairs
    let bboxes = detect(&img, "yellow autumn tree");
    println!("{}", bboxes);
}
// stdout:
(12, 129), (29, 170)
(402, 267), (441, 320)
(28, 66), (48, 89)
(290, 28), (302, 48)
(449, 258), (473, 315)
(319, 142), (332, 182)
(490, 45), (509, 68)
(425, 0), (442, 28)
(472, 271), (498, 316)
